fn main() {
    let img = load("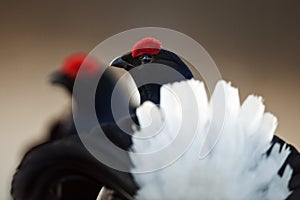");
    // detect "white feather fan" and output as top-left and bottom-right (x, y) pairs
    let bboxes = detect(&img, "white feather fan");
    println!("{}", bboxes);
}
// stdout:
(130, 79), (292, 200)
